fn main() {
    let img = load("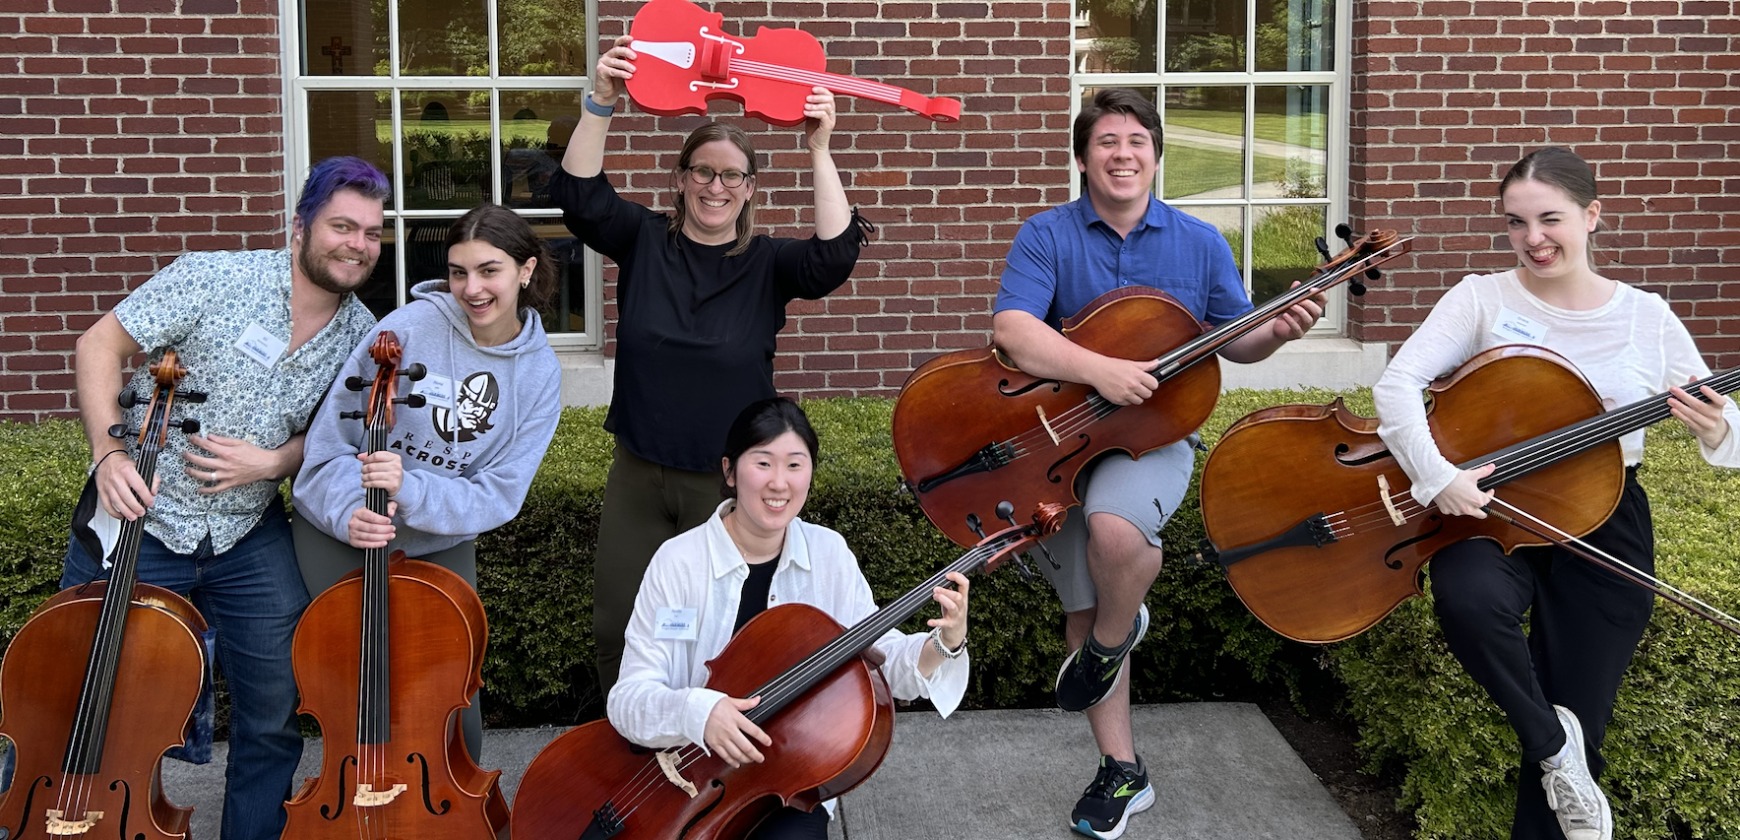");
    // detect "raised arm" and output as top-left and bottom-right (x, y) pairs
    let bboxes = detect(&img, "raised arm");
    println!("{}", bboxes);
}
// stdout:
(563, 35), (636, 179)
(802, 87), (849, 240)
